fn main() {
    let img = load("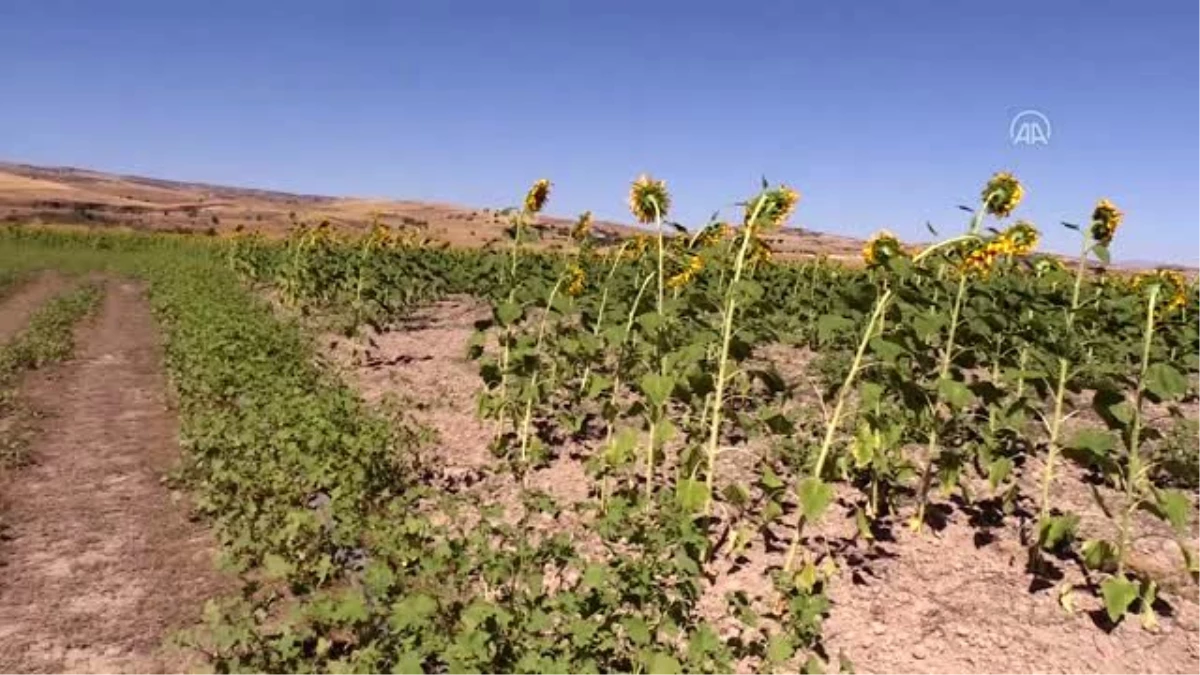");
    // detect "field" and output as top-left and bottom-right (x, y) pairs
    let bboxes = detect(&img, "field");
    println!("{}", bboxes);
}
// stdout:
(0, 172), (1196, 674)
